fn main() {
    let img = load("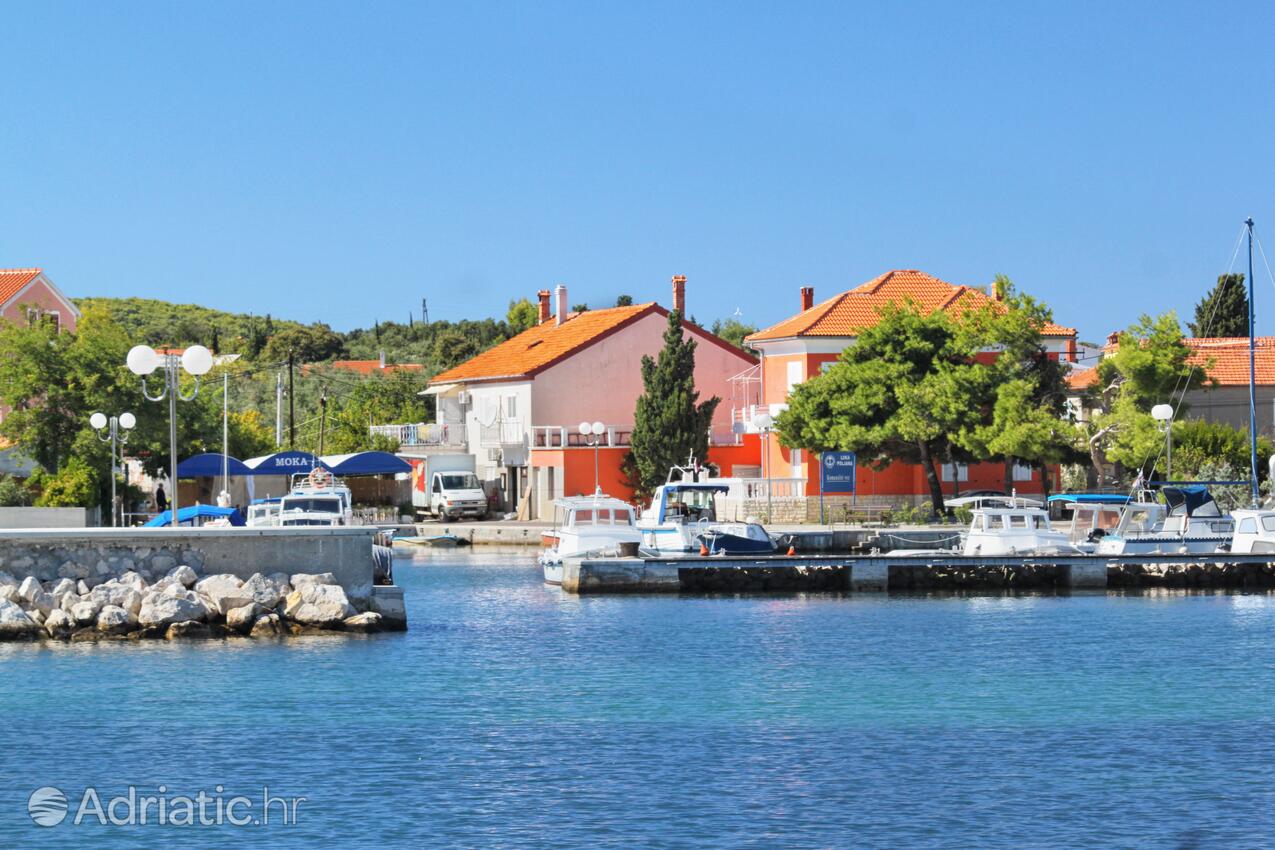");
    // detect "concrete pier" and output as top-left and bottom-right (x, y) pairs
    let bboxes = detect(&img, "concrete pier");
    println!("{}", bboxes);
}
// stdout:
(564, 552), (1275, 595)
